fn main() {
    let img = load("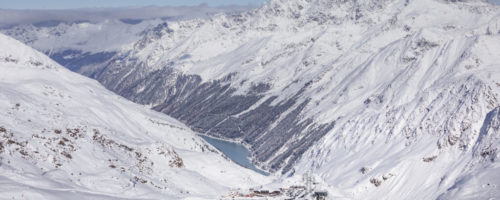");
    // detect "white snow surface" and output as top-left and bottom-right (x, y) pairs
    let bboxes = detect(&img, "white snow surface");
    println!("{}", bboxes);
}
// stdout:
(1, 0), (500, 199)
(105, 0), (500, 198)
(0, 33), (271, 199)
